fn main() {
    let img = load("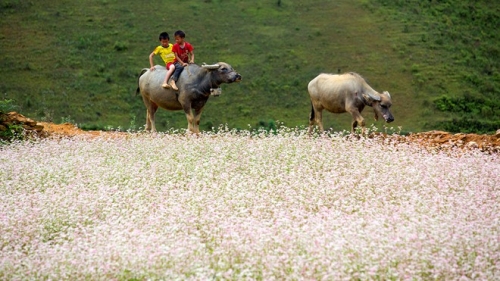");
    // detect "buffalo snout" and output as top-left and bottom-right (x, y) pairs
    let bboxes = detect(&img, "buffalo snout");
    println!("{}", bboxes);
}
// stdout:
(234, 73), (242, 82)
